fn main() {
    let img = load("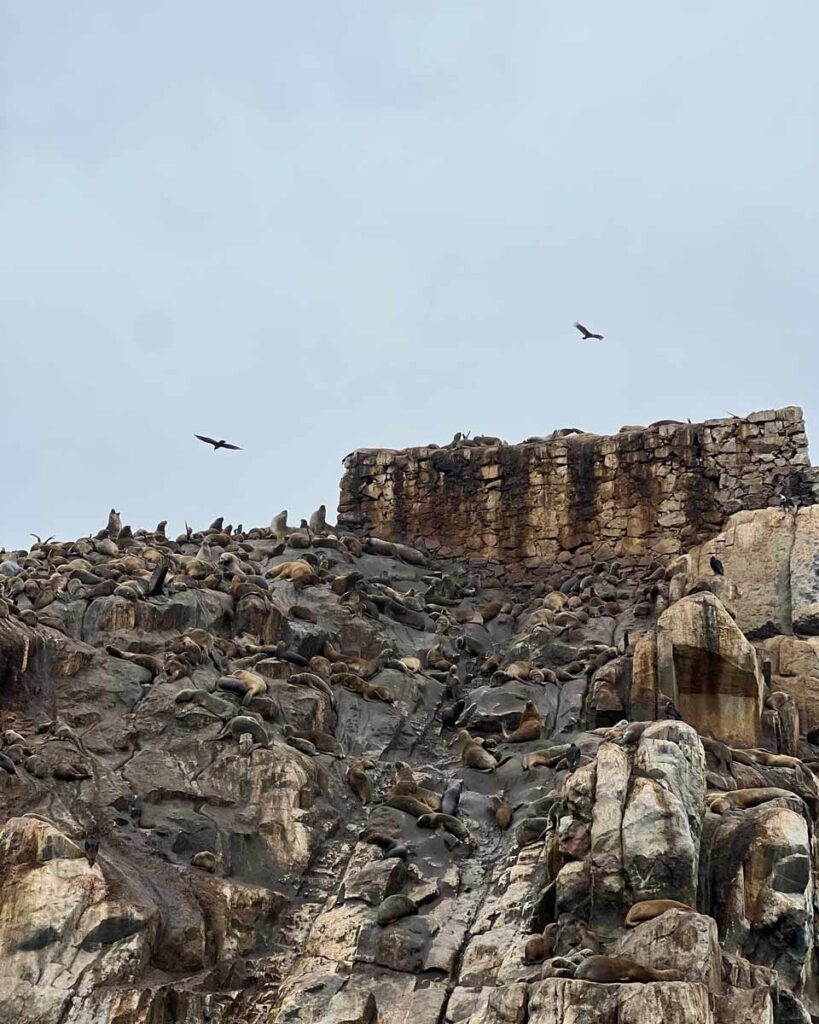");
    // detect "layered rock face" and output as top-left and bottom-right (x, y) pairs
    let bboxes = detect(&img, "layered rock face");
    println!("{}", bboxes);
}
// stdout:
(338, 408), (816, 574)
(1, 409), (819, 1023)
